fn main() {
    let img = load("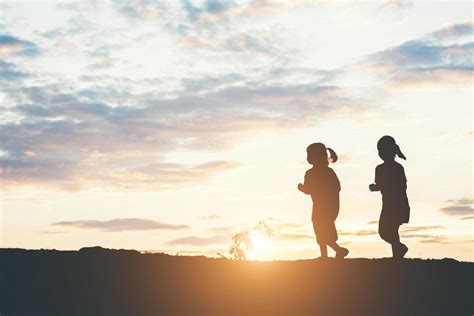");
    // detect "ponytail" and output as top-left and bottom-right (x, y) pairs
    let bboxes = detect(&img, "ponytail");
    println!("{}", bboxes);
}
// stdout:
(327, 147), (338, 163)
(395, 144), (406, 160)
